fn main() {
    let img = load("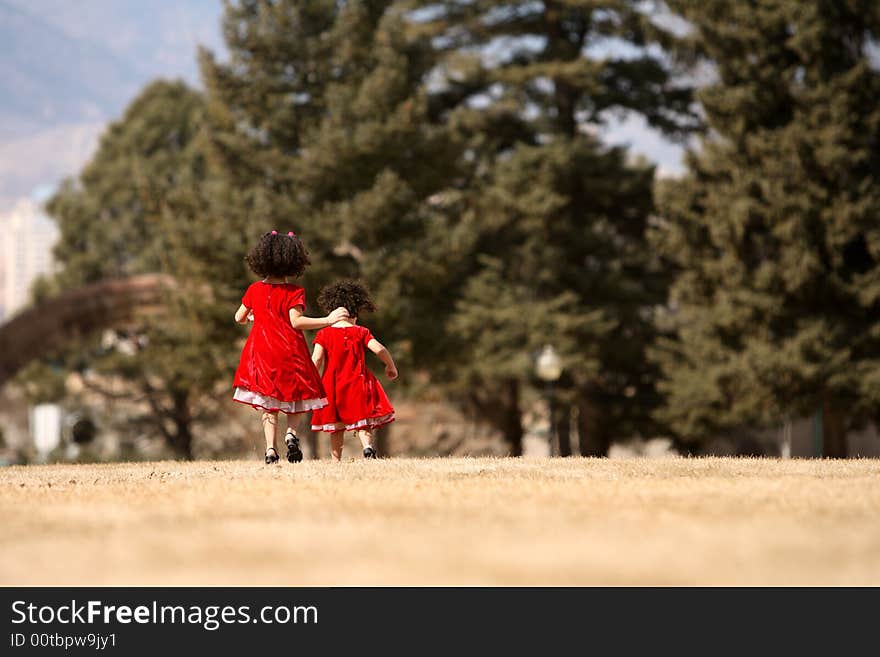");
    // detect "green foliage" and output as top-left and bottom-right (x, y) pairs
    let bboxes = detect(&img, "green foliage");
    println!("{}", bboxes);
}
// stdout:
(653, 0), (880, 455)
(16, 360), (68, 404)
(43, 80), (240, 459)
(417, 0), (696, 450)
(48, 81), (206, 285)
